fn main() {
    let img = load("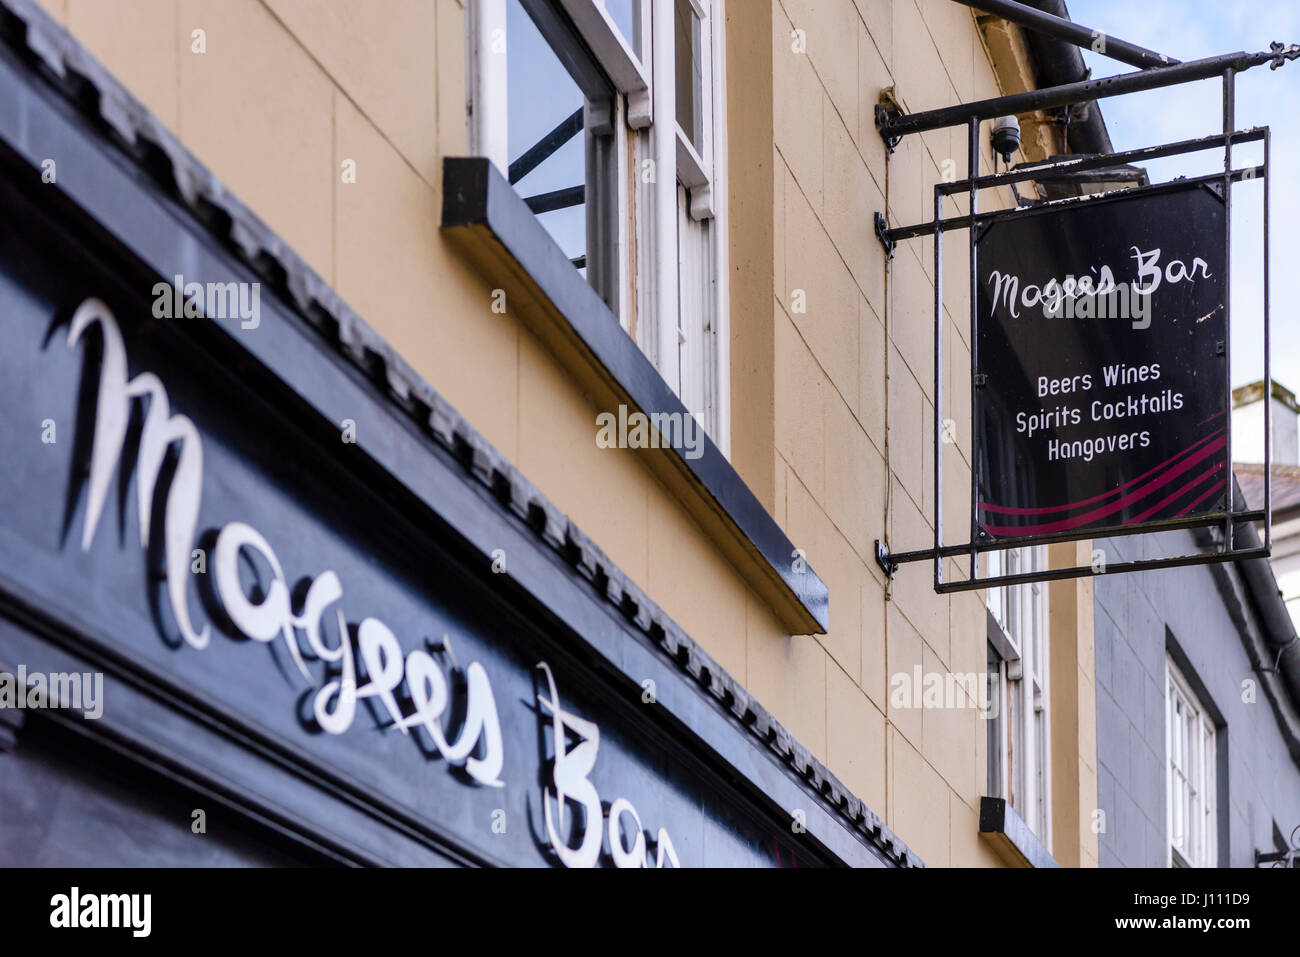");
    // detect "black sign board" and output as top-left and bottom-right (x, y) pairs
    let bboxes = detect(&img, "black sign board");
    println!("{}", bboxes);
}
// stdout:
(974, 182), (1228, 542)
